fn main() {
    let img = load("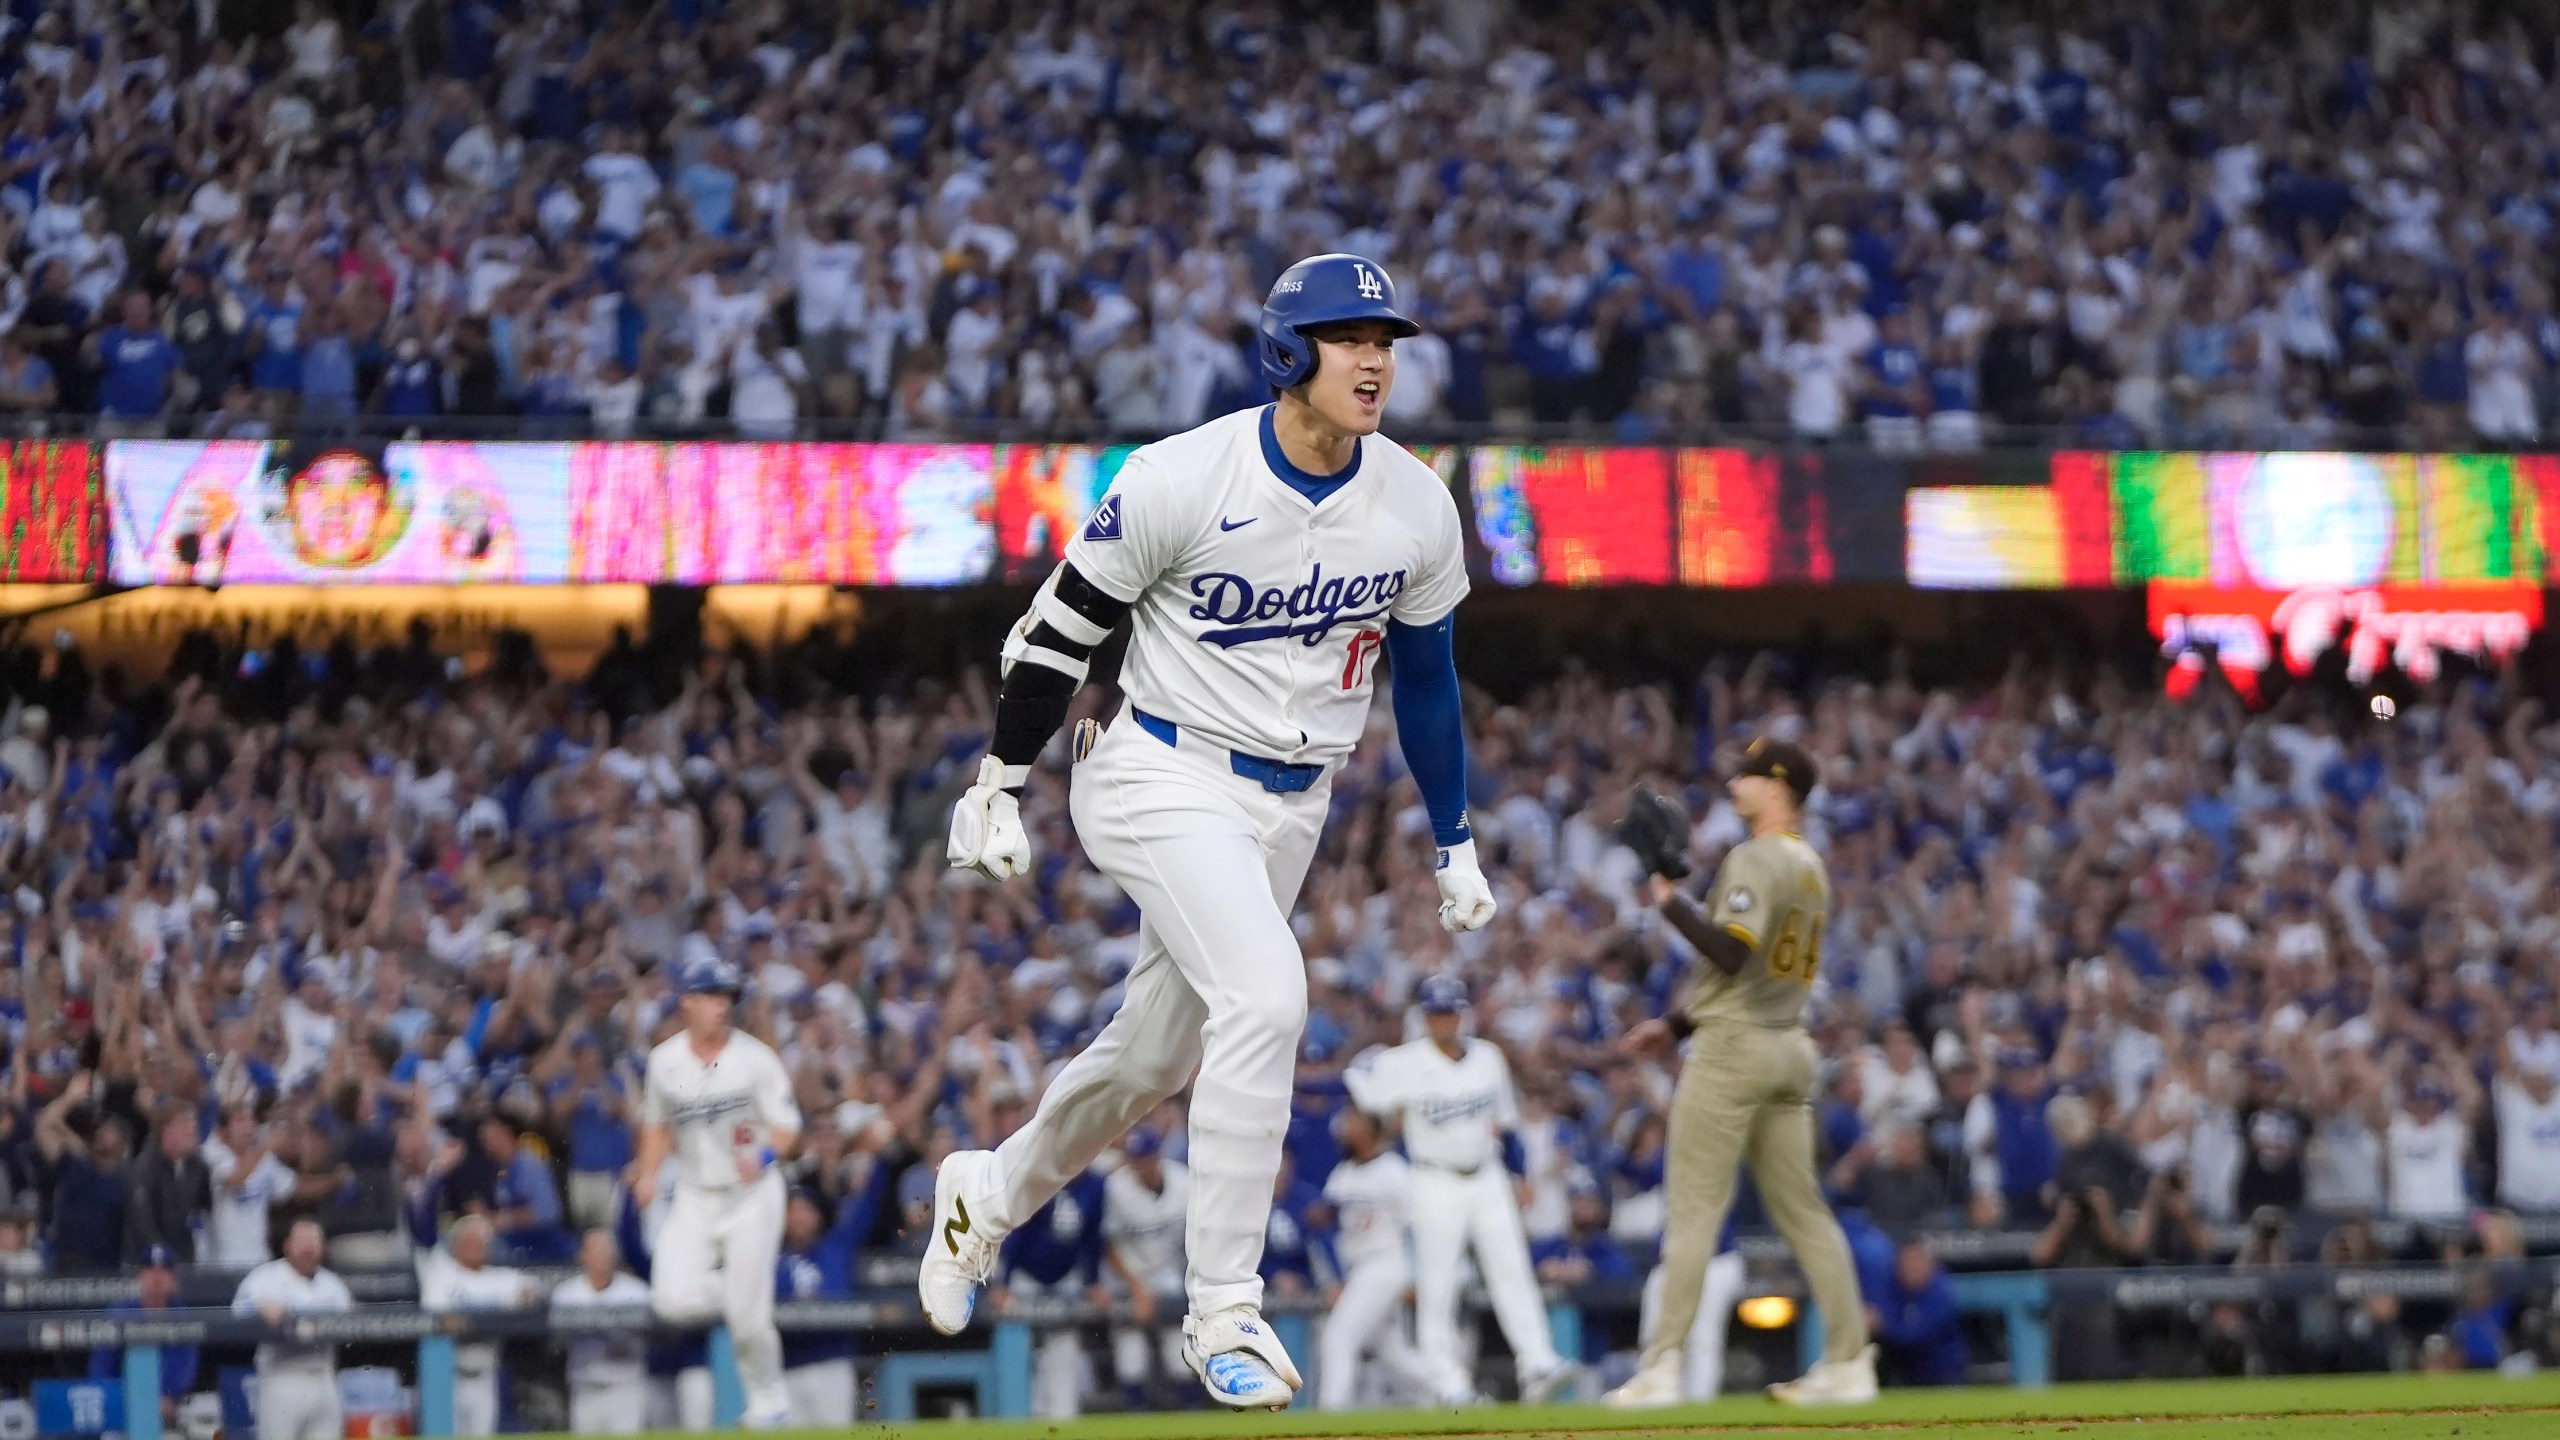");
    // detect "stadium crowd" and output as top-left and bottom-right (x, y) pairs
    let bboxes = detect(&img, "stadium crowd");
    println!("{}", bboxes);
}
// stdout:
(0, 619), (2558, 1391)
(0, 1), (2553, 445)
